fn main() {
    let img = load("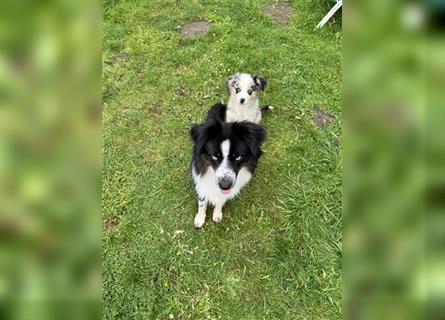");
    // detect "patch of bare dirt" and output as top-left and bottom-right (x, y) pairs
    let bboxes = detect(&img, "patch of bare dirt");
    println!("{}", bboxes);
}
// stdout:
(312, 107), (335, 128)
(146, 100), (163, 117)
(178, 84), (186, 96)
(104, 216), (119, 231)
(264, 3), (294, 26)
(179, 21), (212, 39)
(104, 52), (130, 65)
